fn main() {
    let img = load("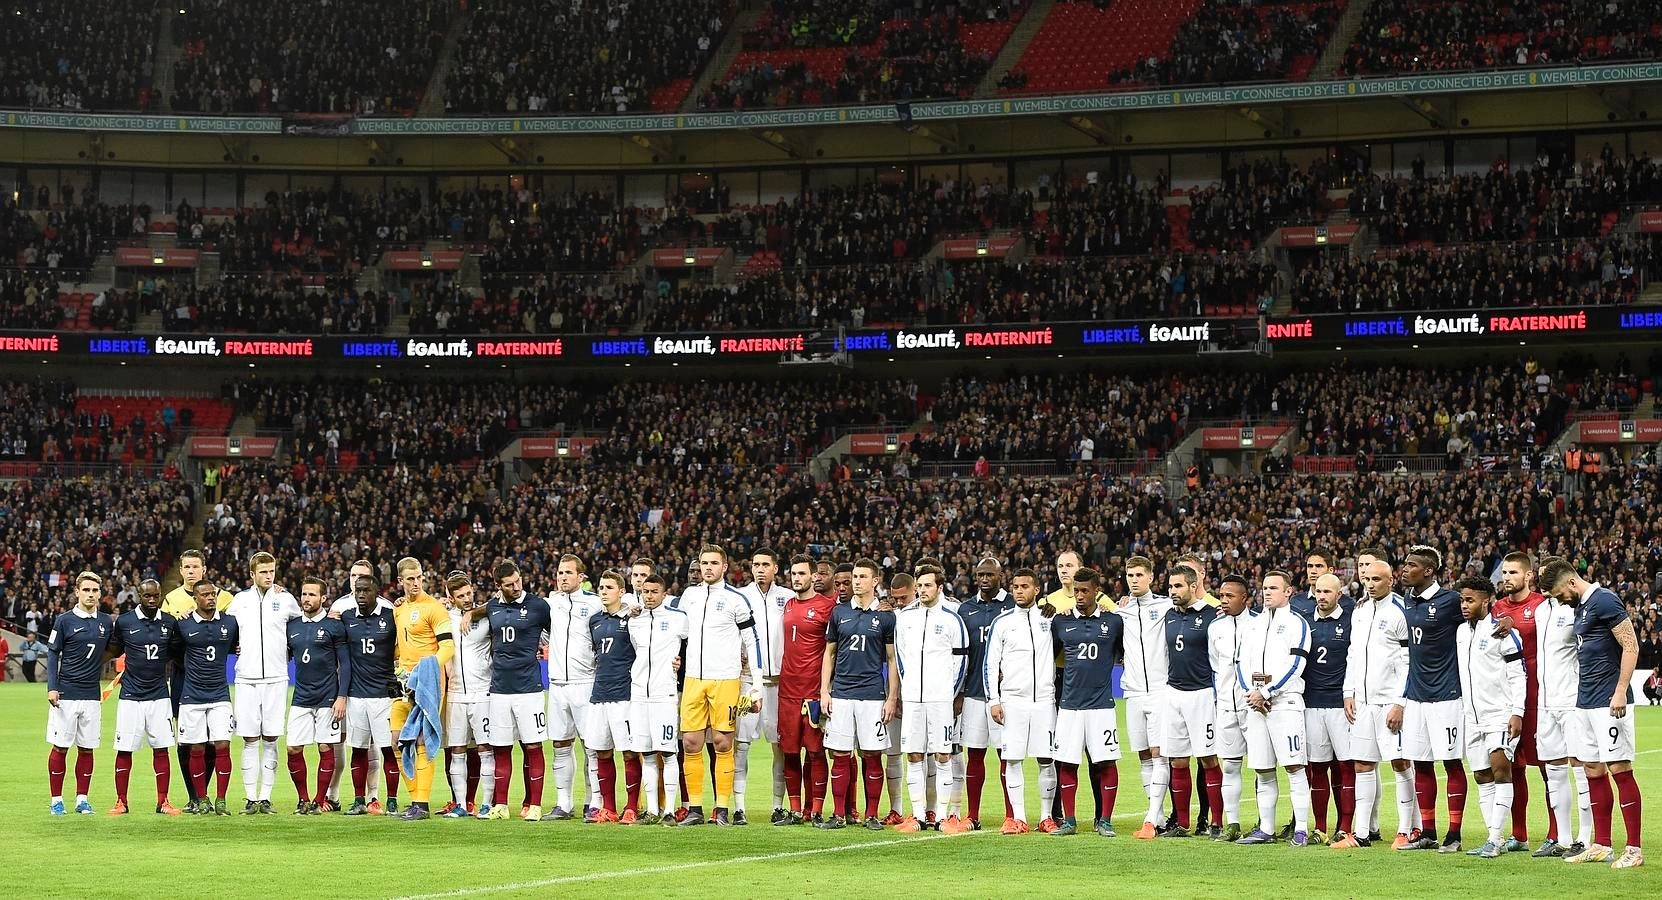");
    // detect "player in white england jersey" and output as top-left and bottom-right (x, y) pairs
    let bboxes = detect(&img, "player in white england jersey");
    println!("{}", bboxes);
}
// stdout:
(1533, 564), (1593, 858)
(893, 565), (968, 833)
(628, 573), (687, 825)
(985, 568), (1058, 834)
(1234, 570), (1314, 846)
(1115, 555), (1172, 839)
(545, 554), (602, 821)
(225, 550), (302, 814)
(1452, 577), (1528, 859)
(676, 544), (765, 827)
(738, 548), (793, 823)
(442, 569), (494, 819)
(1207, 575), (1252, 841)
(1337, 554), (1412, 850)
